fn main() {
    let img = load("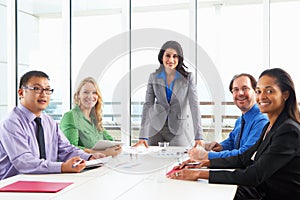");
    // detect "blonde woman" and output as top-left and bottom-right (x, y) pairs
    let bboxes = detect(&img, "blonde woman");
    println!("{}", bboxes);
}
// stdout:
(60, 77), (121, 157)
